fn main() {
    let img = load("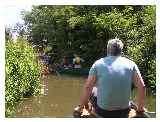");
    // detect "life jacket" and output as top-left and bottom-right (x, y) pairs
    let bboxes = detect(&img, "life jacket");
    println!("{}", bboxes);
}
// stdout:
(75, 57), (81, 64)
